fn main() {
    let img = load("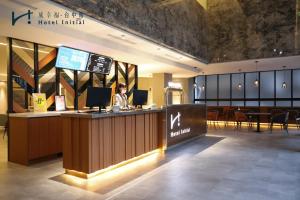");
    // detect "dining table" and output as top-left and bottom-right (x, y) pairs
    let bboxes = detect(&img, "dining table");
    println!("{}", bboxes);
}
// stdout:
(245, 112), (272, 132)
